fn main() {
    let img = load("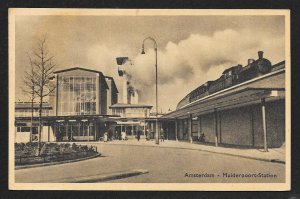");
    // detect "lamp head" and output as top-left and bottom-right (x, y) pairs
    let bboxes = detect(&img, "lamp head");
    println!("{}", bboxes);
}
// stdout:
(141, 44), (145, 54)
(116, 57), (129, 65)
